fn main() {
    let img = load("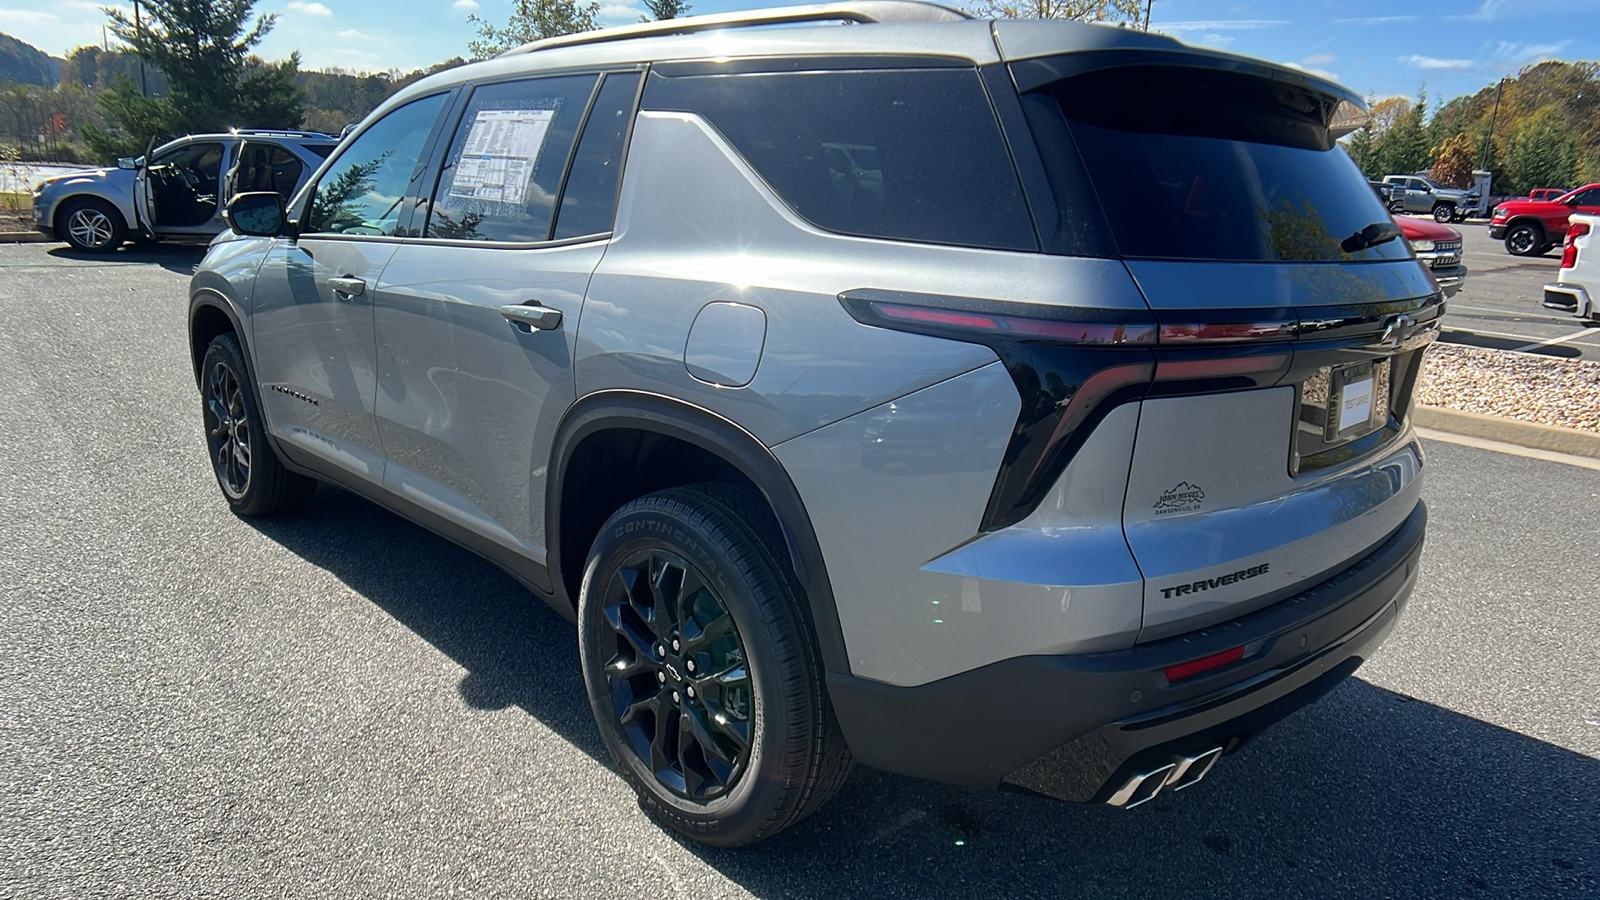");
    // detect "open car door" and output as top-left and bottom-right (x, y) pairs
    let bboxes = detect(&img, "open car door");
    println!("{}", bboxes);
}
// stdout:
(130, 135), (157, 239)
